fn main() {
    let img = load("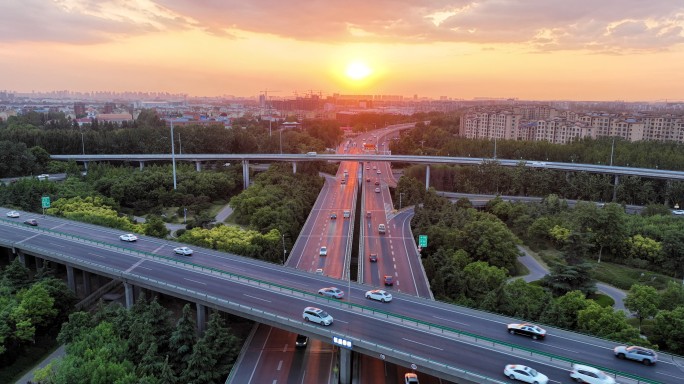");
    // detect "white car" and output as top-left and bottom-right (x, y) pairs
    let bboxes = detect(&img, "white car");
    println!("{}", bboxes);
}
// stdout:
(672, 209), (684, 215)
(36, 174), (50, 180)
(374, 187), (380, 193)
(319, 246), (328, 256)
(302, 306), (333, 325)
(119, 233), (138, 242)
(318, 287), (344, 299)
(404, 372), (419, 384)
(376, 170), (381, 174)
(174, 246), (193, 256)
(365, 289), (392, 303)
(570, 365), (615, 384)
(6, 211), (20, 218)
(503, 364), (548, 384)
